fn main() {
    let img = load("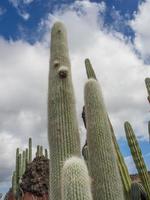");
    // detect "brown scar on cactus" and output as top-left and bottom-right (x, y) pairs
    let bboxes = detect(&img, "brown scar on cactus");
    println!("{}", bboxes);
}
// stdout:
(53, 60), (59, 67)
(58, 66), (68, 78)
